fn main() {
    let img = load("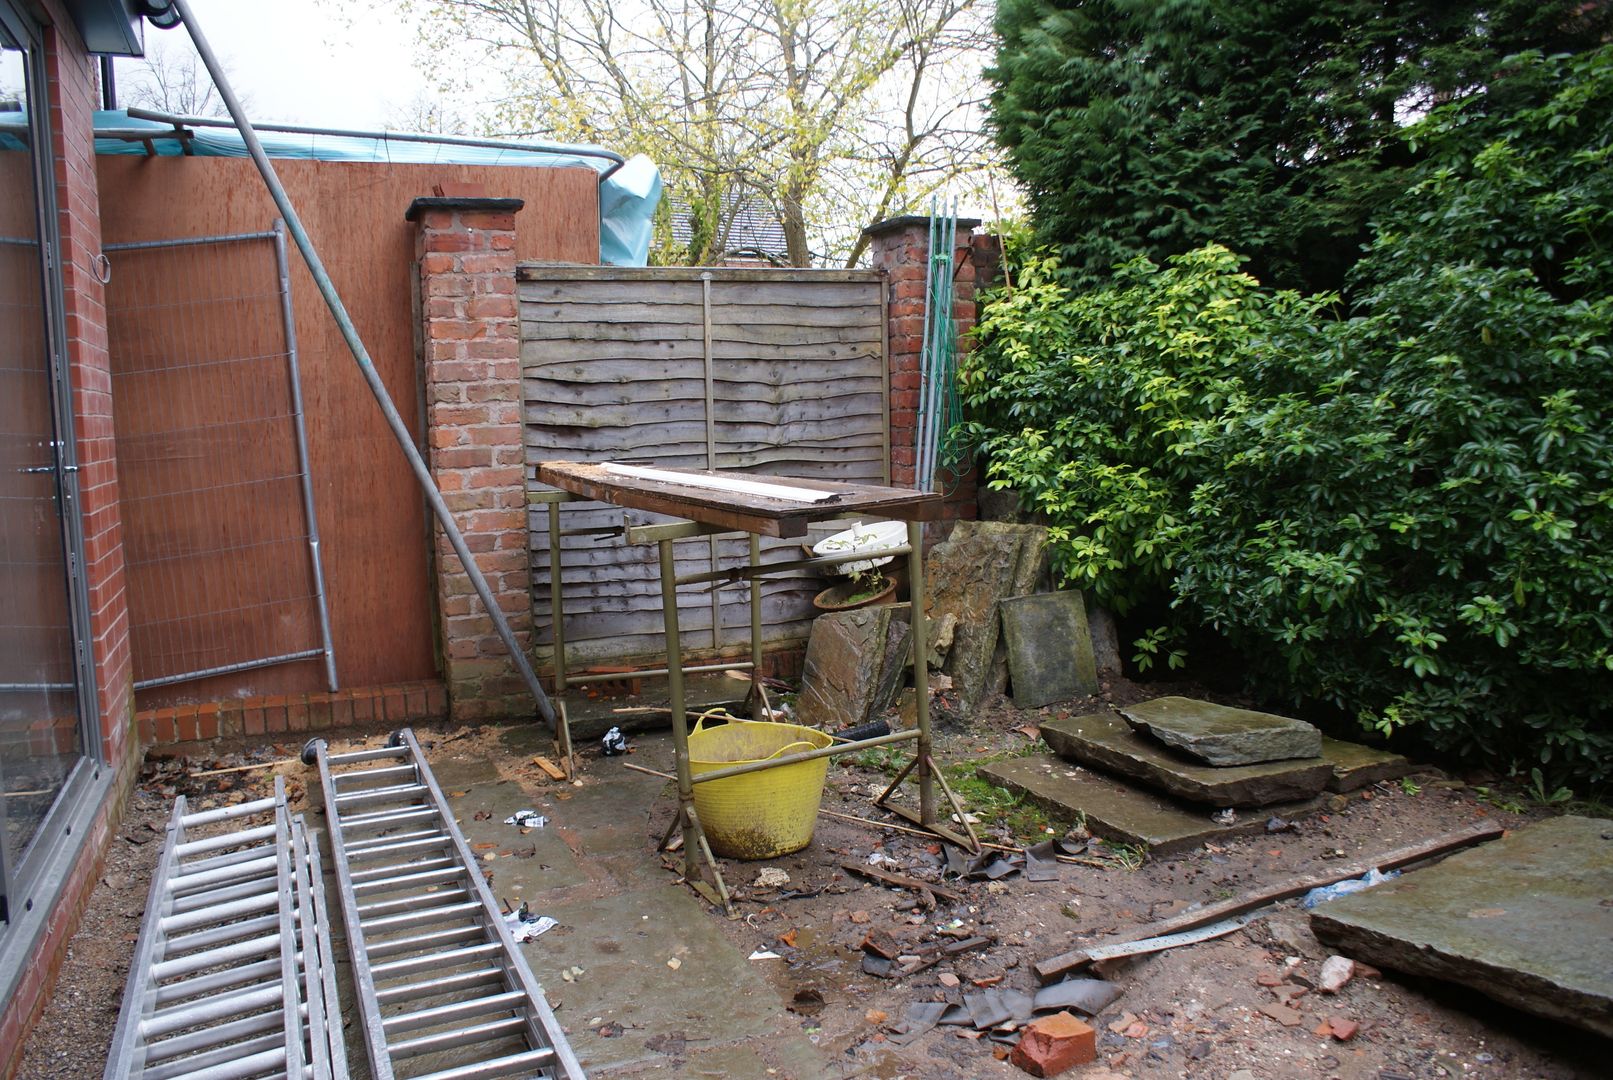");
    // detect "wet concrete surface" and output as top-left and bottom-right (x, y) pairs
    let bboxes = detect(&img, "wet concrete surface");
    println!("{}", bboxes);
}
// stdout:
(422, 723), (837, 1077)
